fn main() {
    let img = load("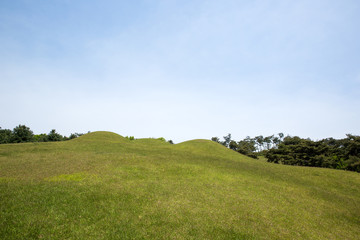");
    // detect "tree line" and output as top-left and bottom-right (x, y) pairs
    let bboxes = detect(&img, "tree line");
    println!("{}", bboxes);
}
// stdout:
(0, 125), (84, 144)
(212, 133), (360, 173)
(211, 133), (285, 159)
(266, 135), (360, 172)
